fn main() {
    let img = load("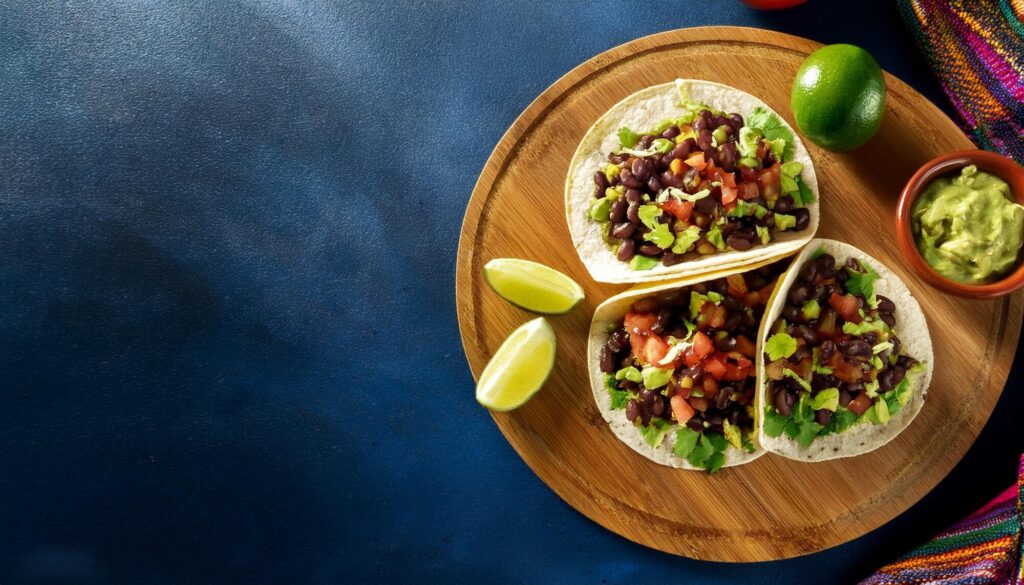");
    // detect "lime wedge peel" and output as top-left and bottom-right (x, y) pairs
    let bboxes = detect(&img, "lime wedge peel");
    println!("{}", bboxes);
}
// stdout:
(483, 258), (584, 315)
(476, 317), (556, 411)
